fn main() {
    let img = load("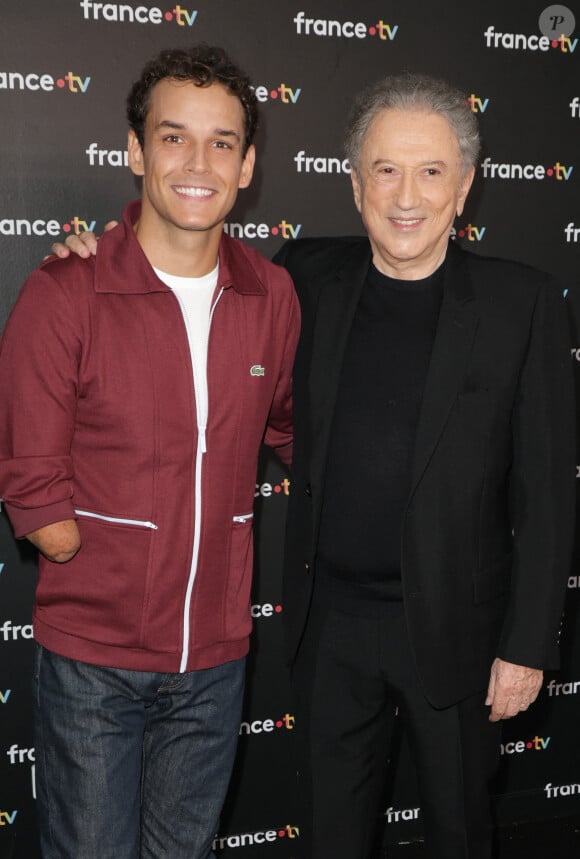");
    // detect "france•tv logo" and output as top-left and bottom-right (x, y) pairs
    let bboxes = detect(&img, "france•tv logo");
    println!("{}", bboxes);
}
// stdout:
(79, 2), (198, 26)
(481, 158), (573, 181)
(500, 734), (551, 755)
(466, 94), (489, 114)
(485, 5), (578, 54)
(293, 12), (398, 41)
(253, 83), (302, 105)
(250, 602), (283, 618)
(224, 220), (301, 241)
(0, 70), (90, 93)
(213, 824), (299, 850)
(0, 215), (96, 237)
(483, 27), (577, 54)
(0, 811), (17, 827)
(63, 216), (97, 235)
(565, 223), (580, 243)
(0, 620), (33, 640)
(239, 712), (295, 735)
(451, 224), (486, 242)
